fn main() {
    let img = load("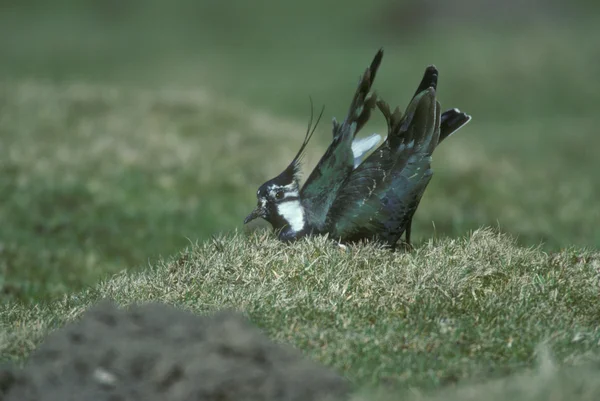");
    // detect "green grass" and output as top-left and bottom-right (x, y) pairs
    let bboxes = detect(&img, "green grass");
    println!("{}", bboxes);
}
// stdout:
(1, 229), (599, 397)
(354, 352), (600, 400)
